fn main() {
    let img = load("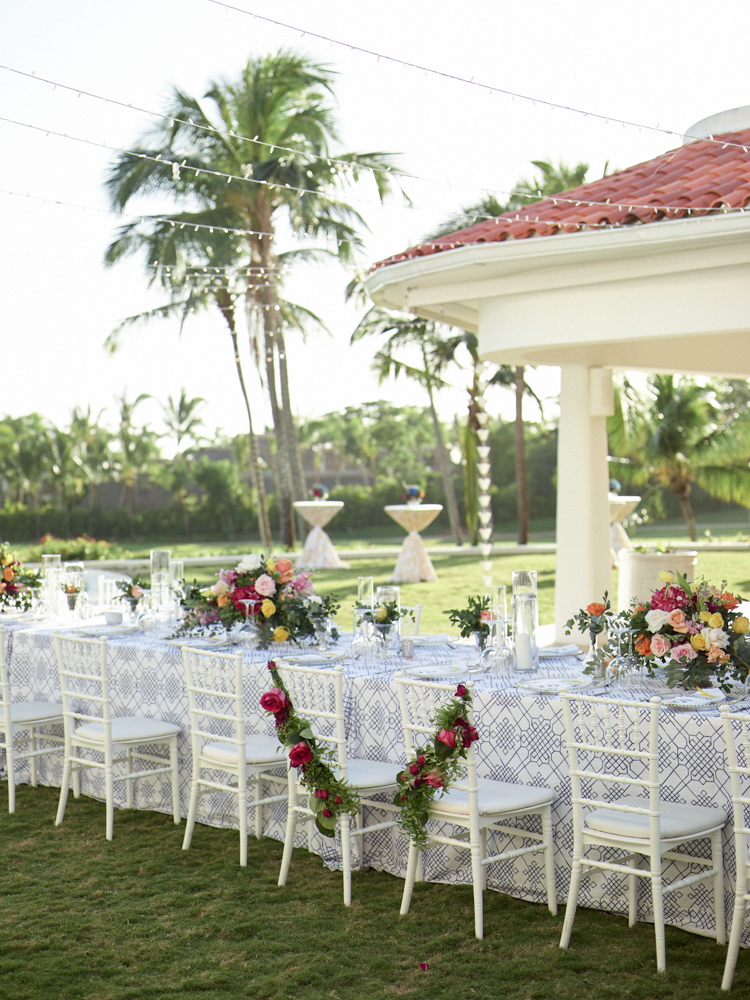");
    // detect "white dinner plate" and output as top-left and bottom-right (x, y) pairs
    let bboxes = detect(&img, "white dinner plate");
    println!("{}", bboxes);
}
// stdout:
(411, 634), (451, 646)
(404, 662), (468, 680)
(665, 689), (726, 711)
(516, 675), (594, 695)
(72, 624), (138, 637)
(277, 652), (349, 666)
(538, 644), (582, 659)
